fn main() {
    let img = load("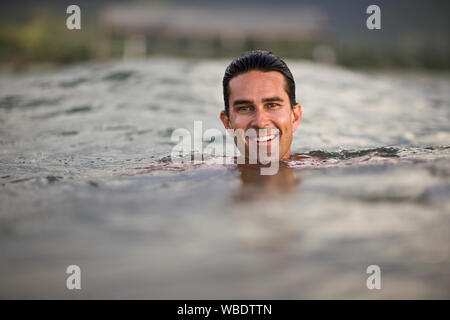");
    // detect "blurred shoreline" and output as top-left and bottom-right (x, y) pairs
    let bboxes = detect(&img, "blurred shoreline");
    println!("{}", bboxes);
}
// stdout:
(0, 1), (449, 73)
